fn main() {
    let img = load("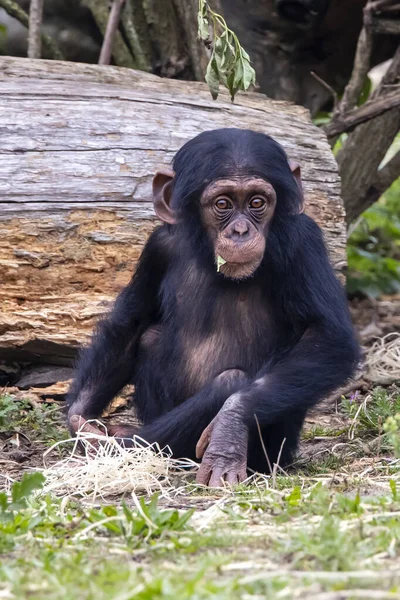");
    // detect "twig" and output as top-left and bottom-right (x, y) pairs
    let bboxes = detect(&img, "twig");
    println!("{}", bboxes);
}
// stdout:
(325, 380), (368, 405)
(370, 0), (400, 11)
(310, 71), (339, 110)
(304, 591), (400, 600)
(254, 414), (272, 474)
(372, 17), (400, 34)
(272, 437), (286, 489)
(326, 1), (399, 142)
(99, 0), (126, 65)
(0, 0), (63, 60)
(324, 89), (400, 138)
(339, 0), (375, 114)
(84, 0), (134, 68)
(28, 0), (44, 59)
(380, 2), (400, 11)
